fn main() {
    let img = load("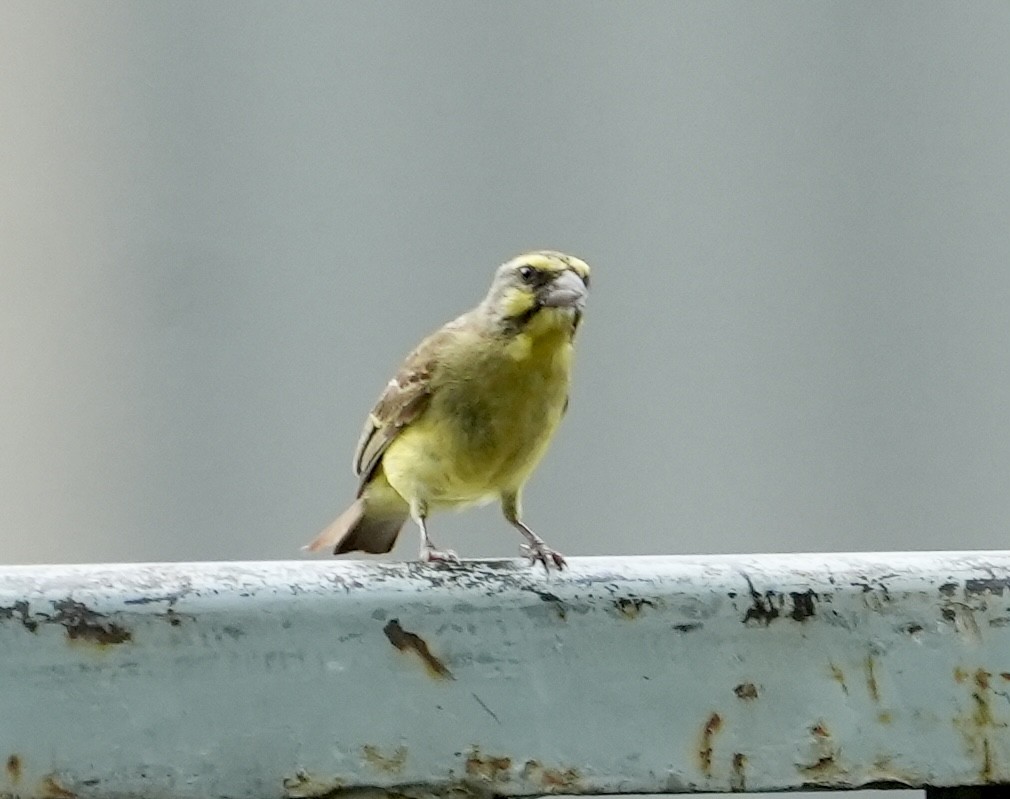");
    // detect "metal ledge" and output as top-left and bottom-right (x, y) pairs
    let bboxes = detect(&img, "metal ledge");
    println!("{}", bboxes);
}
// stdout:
(1, 552), (1009, 797)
